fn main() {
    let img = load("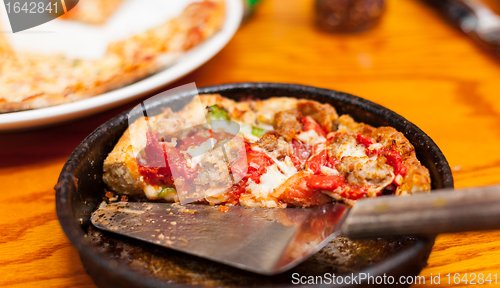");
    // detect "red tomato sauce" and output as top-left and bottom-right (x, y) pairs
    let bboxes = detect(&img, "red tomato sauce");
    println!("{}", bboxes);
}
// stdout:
(356, 133), (375, 152)
(354, 133), (407, 177)
(304, 149), (338, 175)
(244, 143), (273, 183)
(137, 132), (199, 188)
(301, 116), (327, 137)
(277, 175), (332, 207)
(224, 183), (248, 206)
(380, 148), (407, 177)
(305, 175), (369, 200)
